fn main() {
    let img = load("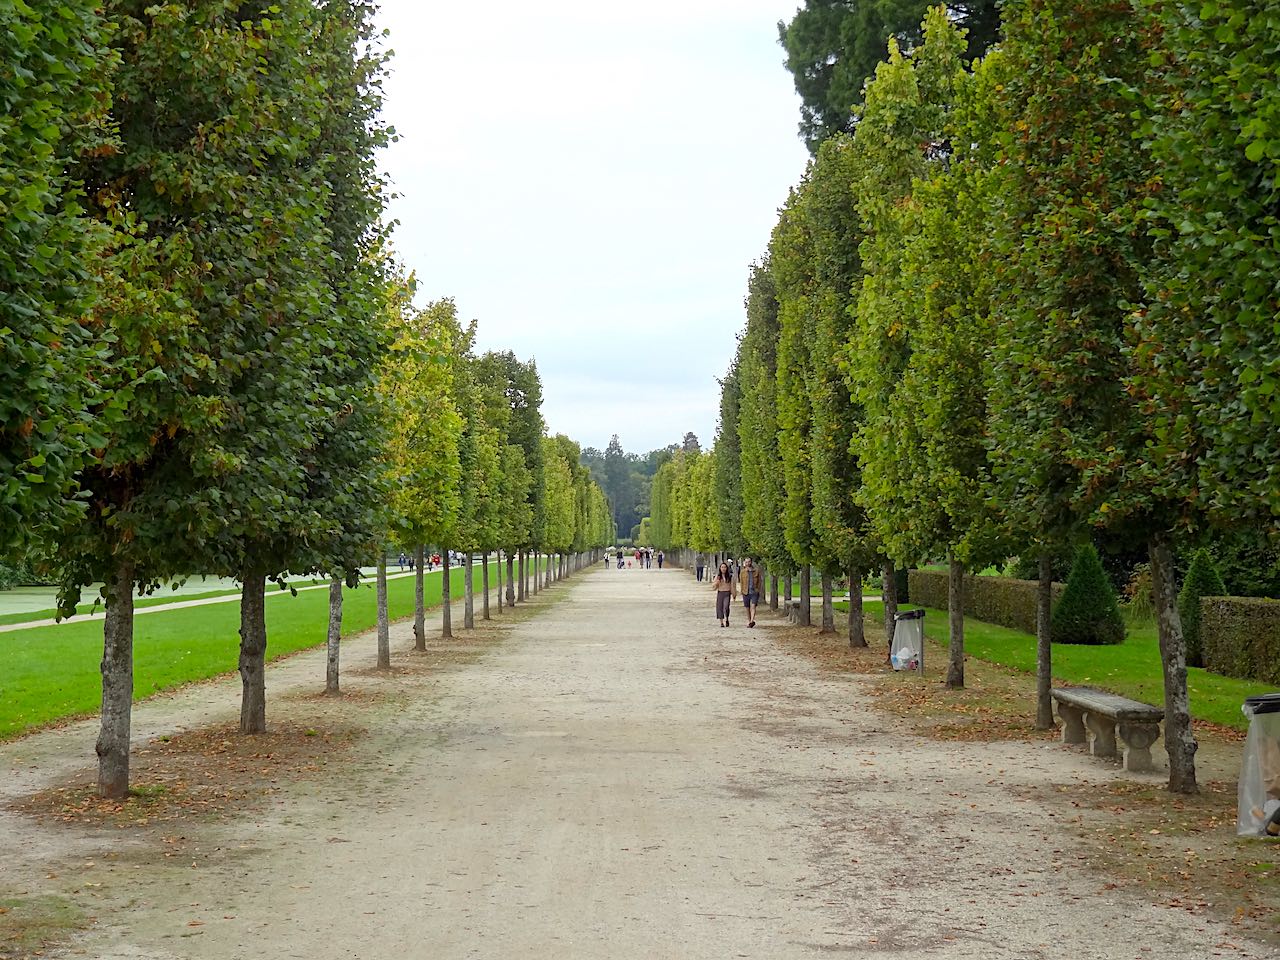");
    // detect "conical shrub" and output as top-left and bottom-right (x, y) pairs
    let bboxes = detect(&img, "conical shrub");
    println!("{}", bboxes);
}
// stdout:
(1178, 548), (1225, 668)
(1051, 544), (1126, 645)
